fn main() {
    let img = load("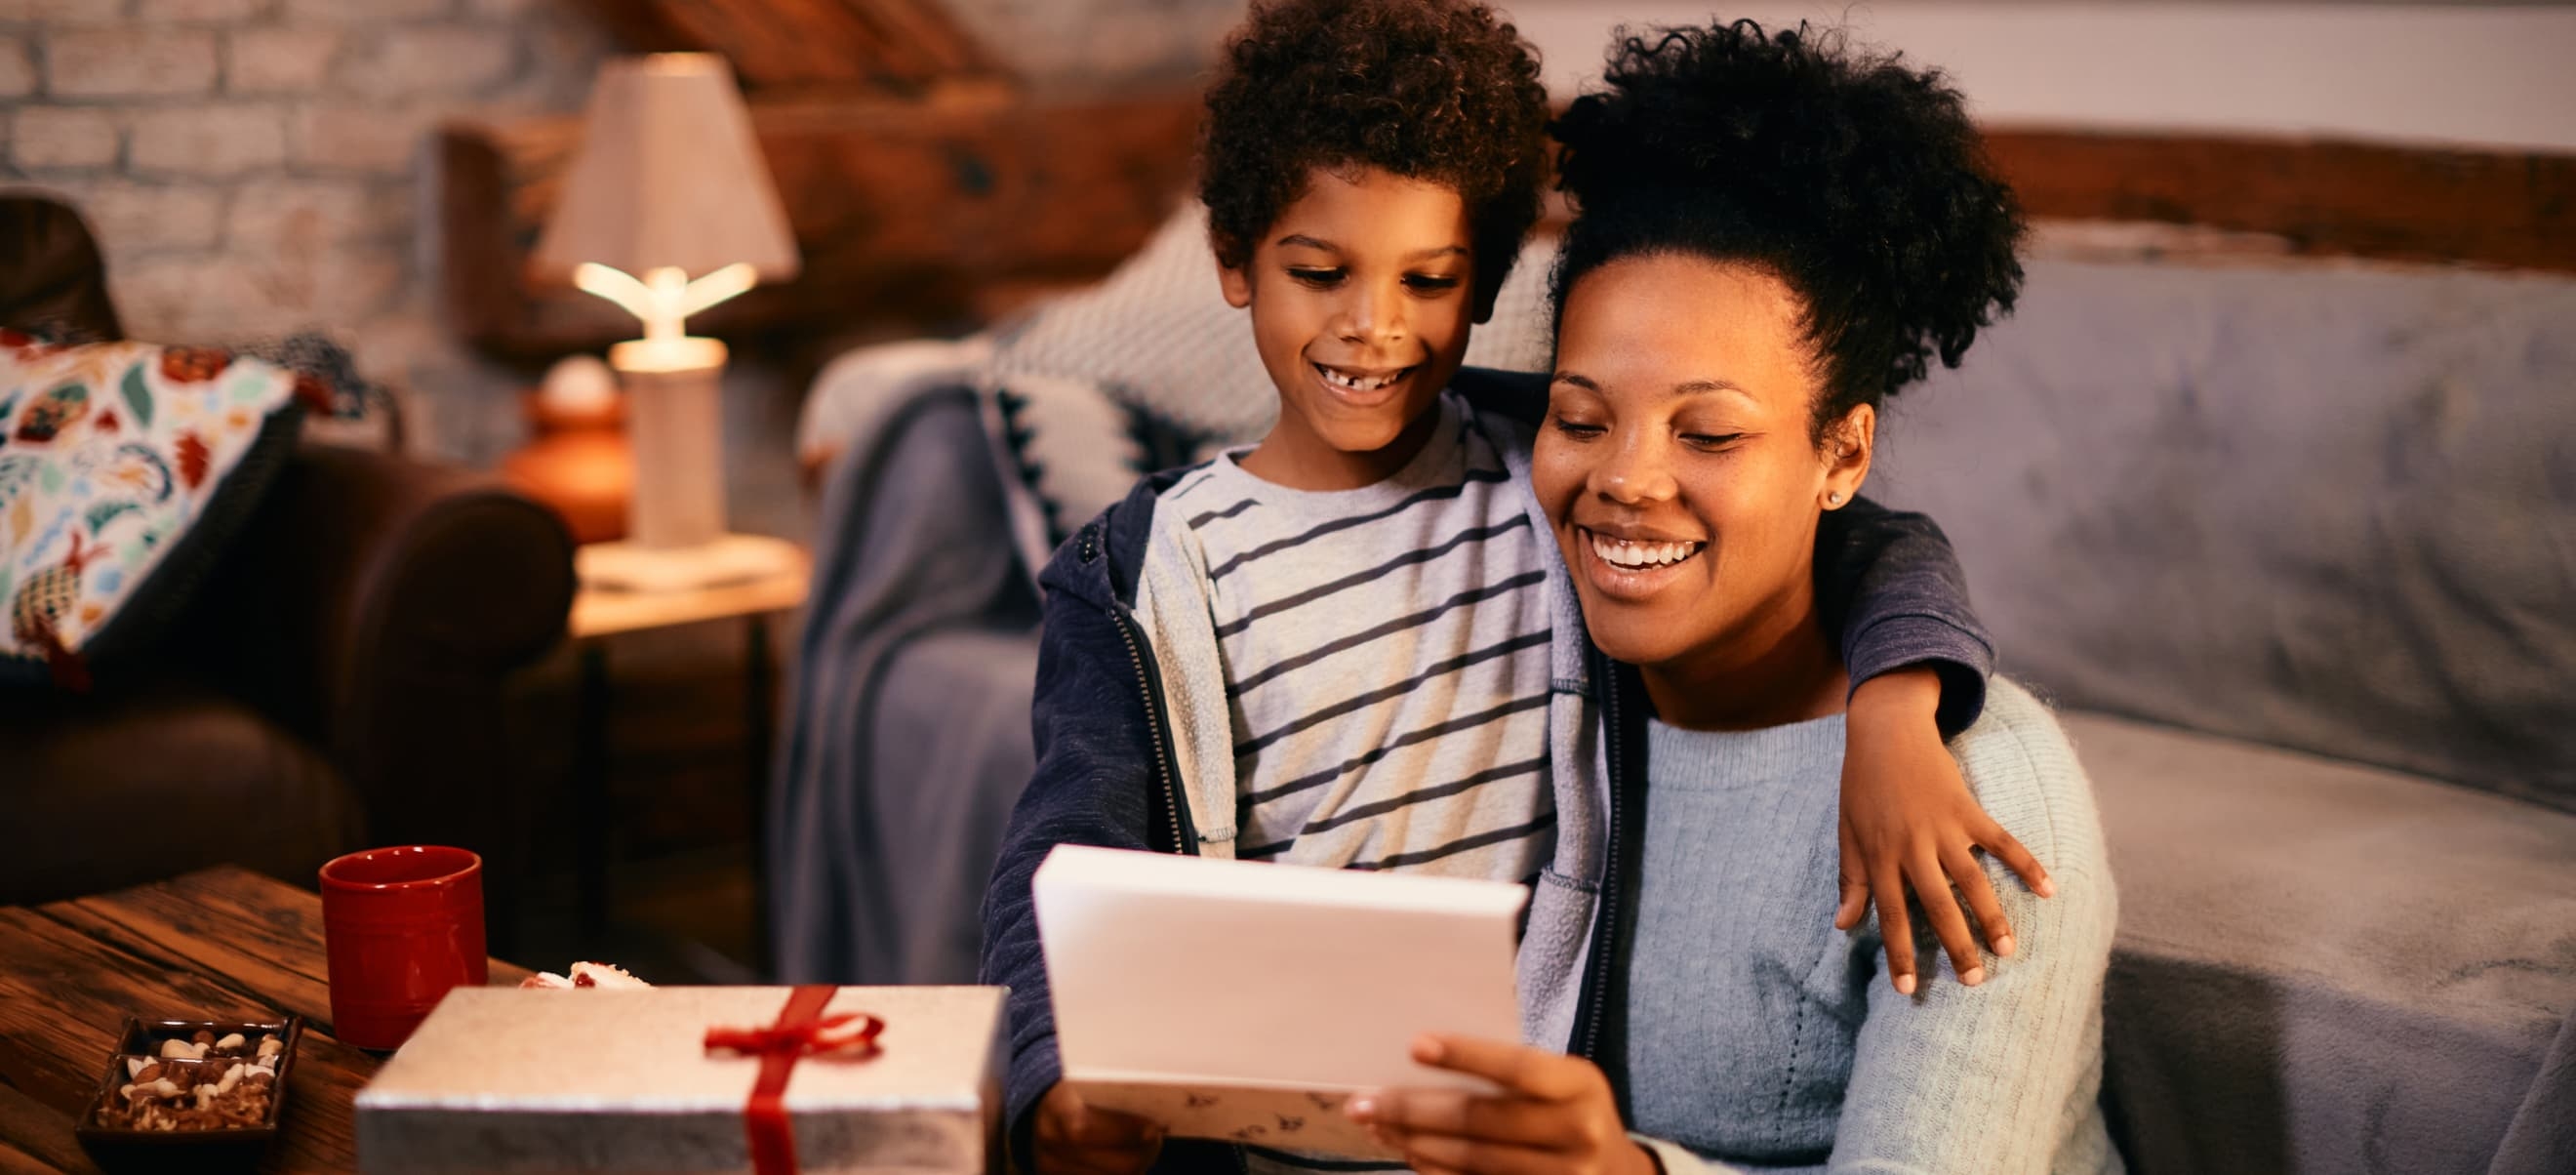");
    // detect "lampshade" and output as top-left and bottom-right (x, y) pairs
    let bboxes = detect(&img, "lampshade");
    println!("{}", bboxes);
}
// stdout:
(533, 54), (800, 284)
